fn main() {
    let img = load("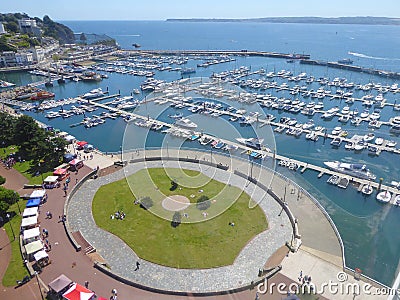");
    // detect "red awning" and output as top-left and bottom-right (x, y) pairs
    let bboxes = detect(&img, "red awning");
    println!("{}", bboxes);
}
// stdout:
(76, 141), (88, 147)
(69, 159), (83, 166)
(62, 283), (94, 300)
(53, 168), (68, 176)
